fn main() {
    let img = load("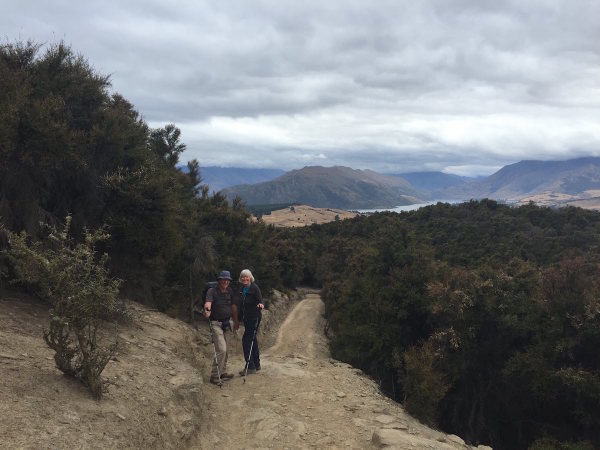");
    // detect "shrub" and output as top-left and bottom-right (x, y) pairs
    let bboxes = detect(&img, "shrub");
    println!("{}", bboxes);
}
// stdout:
(2, 216), (124, 398)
